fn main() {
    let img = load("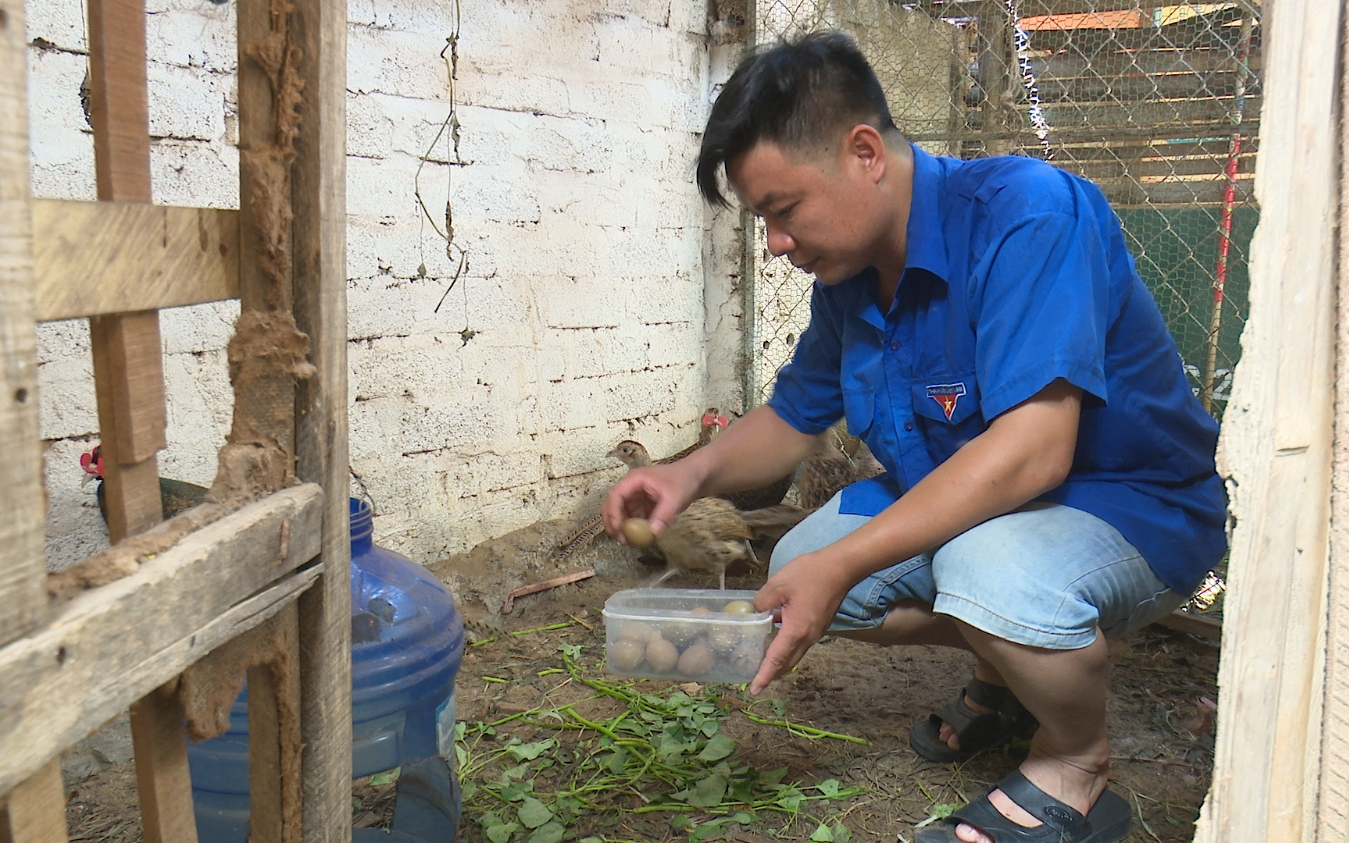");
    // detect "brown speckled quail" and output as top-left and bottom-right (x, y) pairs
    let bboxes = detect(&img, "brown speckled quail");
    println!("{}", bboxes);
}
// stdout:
(609, 437), (795, 512)
(795, 426), (885, 510)
(648, 499), (810, 589)
(648, 497), (757, 590)
(549, 410), (728, 564)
